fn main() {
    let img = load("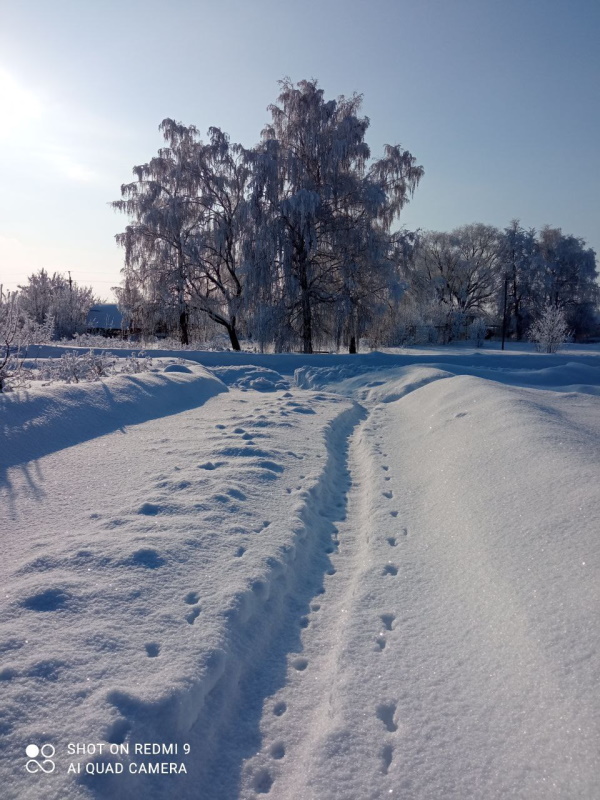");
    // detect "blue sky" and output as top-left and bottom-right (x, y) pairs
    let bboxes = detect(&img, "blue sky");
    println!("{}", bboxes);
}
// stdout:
(1, 0), (598, 299)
